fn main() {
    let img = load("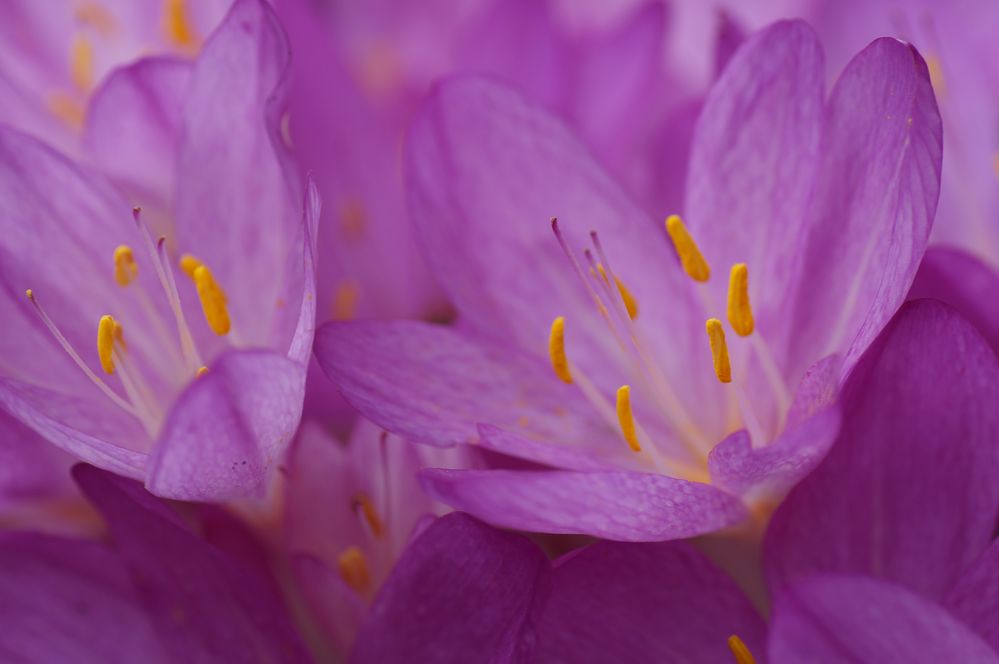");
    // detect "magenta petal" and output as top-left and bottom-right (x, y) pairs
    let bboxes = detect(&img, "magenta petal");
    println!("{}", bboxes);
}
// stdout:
(538, 540), (766, 662)
(788, 37), (943, 375)
(476, 424), (618, 471)
(420, 468), (747, 541)
(765, 300), (999, 600)
(292, 554), (365, 655)
(147, 349), (305, 500)
(0, 410), (75, 505)
(909, 246), (999, 354)
(0, 531), (168, 663)
(769, 574), (999, 663)
(350, 513), (548, 663)
(945, 539), (999, 652)
(314, 320), (606, 447)
(74, 465), (310, 662)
